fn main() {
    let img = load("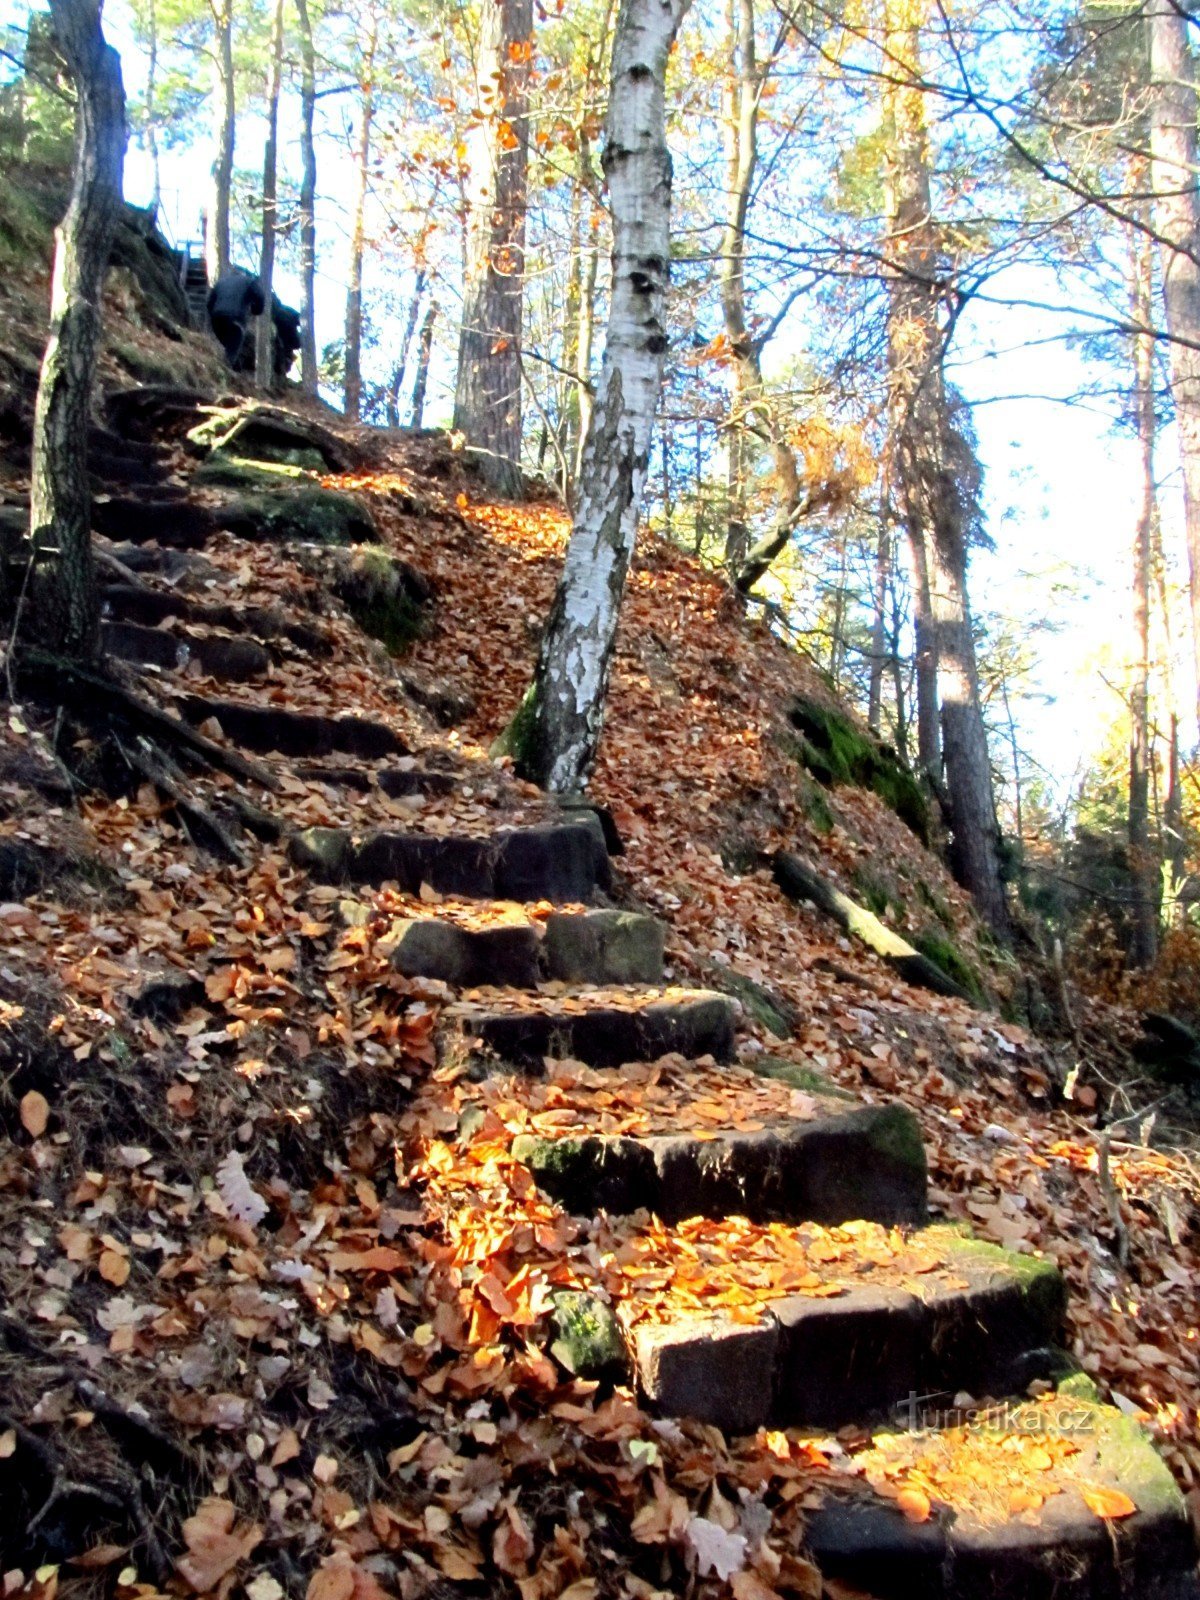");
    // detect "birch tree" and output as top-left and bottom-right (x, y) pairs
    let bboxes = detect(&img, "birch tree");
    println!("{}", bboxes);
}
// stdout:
(453, 0), (533, 498)
(30, 0), (126, 660)
(507, 0), (693, 793)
